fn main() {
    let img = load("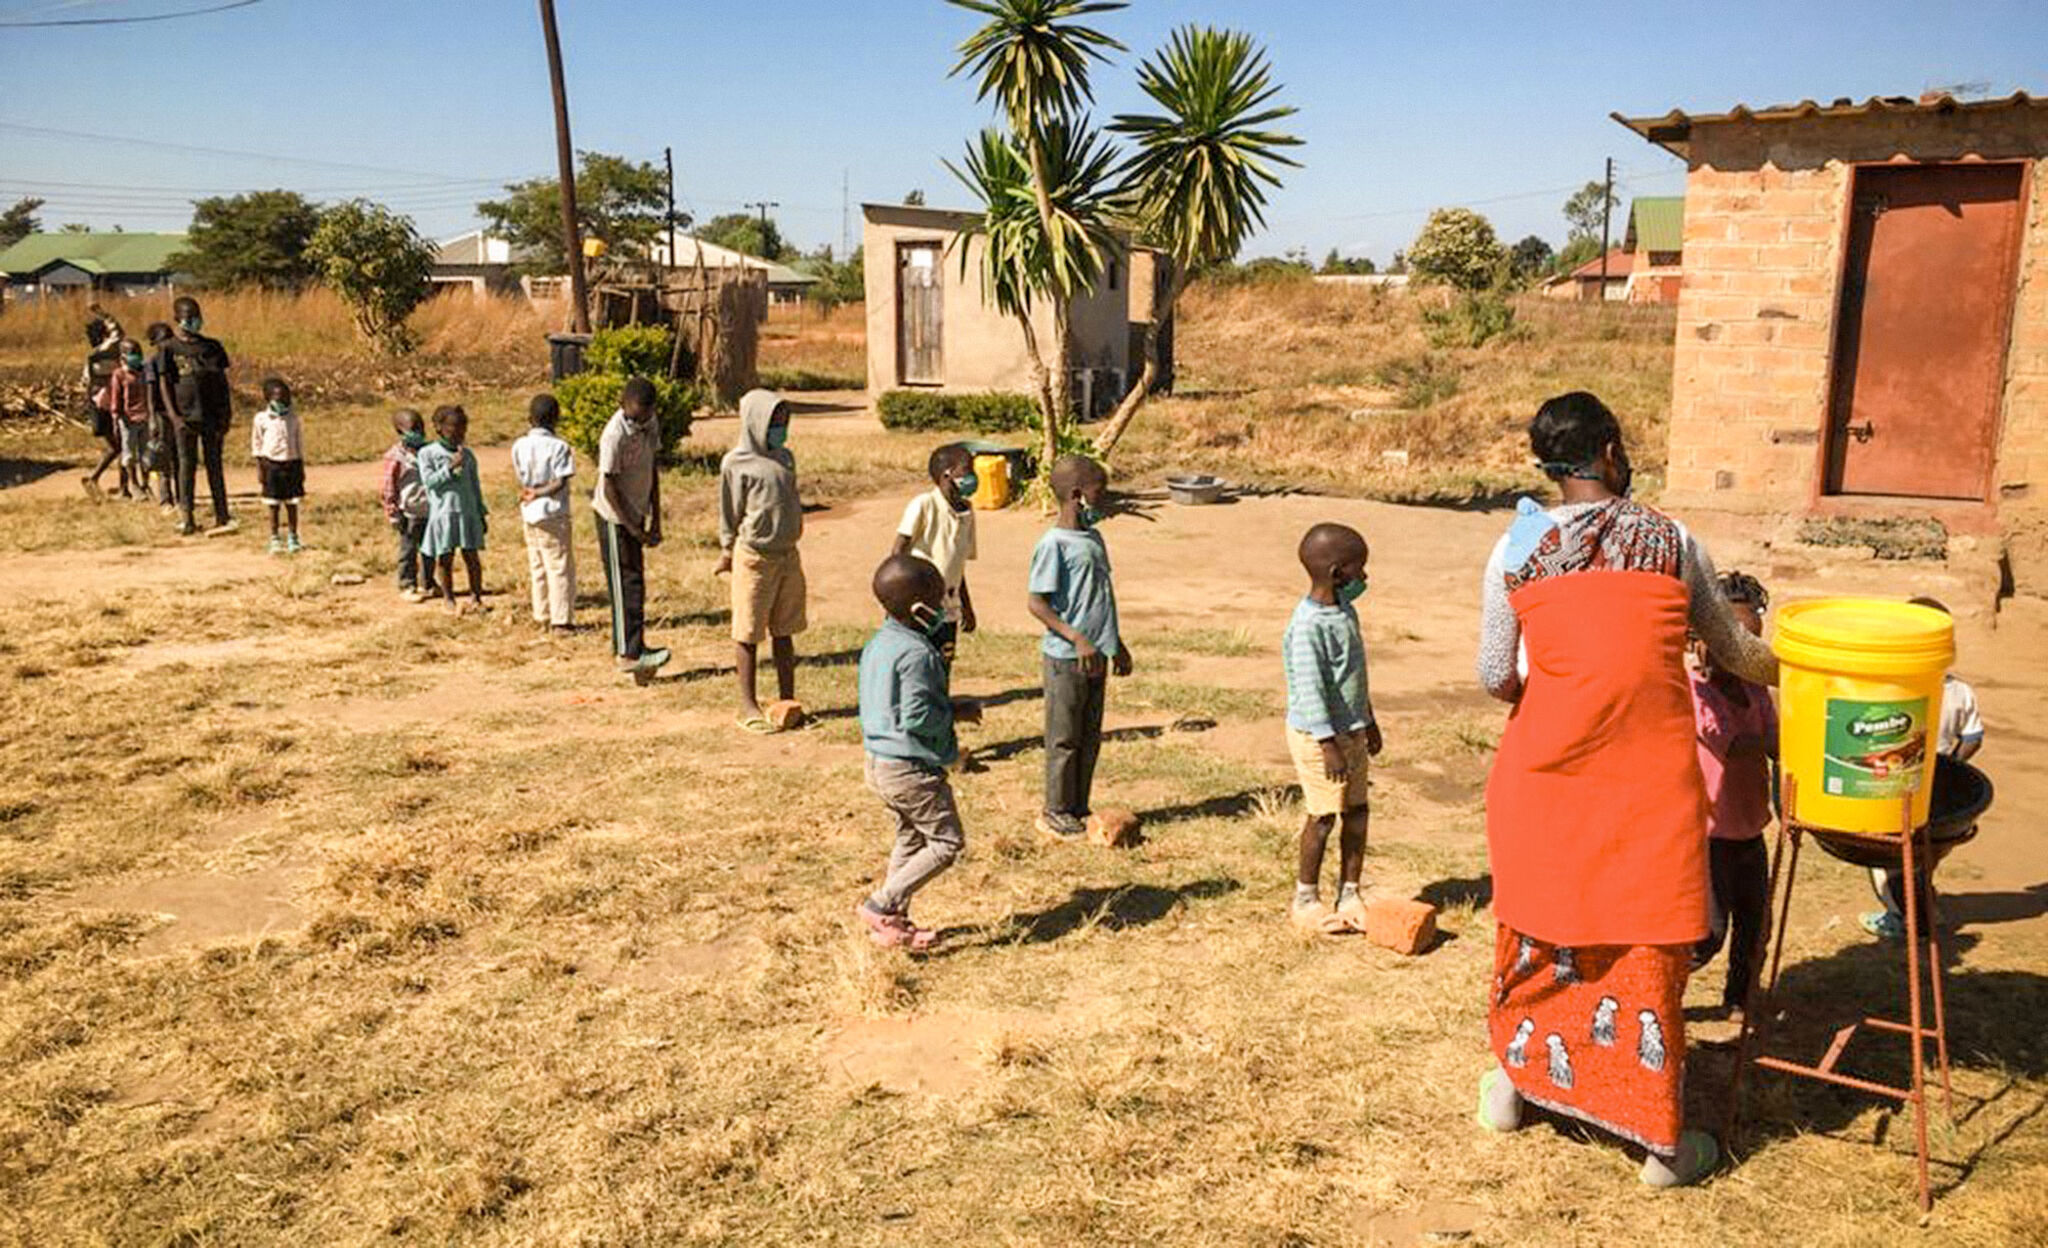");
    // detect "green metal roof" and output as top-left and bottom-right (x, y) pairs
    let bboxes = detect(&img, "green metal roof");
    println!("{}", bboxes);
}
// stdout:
(0, 231), (187, 279)
(1628, 198), (1684, 253)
